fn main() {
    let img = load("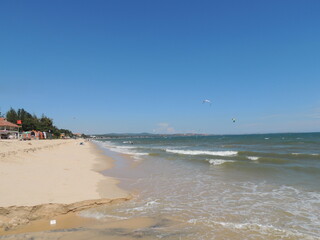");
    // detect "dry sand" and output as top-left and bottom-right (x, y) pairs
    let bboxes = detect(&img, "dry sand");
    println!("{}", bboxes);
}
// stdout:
(0, 139), (131, 231)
